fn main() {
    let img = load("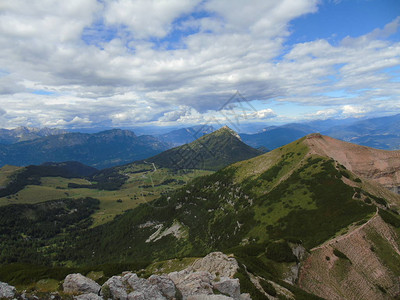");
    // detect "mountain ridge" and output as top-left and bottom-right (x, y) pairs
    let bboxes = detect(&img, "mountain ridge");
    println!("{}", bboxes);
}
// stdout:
(142, 126), (264, 170)
(0, 126), (68, 145)
(0, 129), (168, 169)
